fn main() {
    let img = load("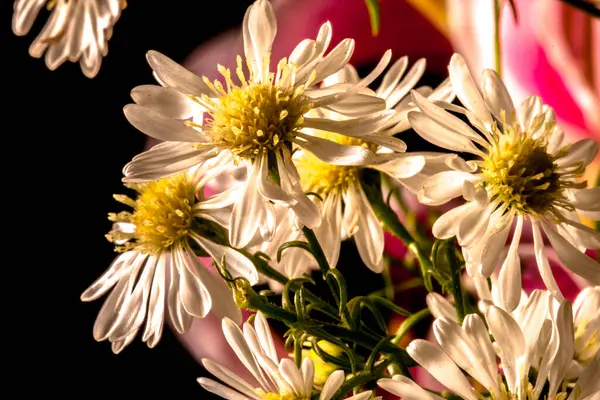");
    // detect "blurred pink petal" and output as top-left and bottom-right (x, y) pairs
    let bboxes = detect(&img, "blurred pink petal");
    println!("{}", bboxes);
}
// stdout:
(447, 0), (600, 142)
(185, 0), (453, 78)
